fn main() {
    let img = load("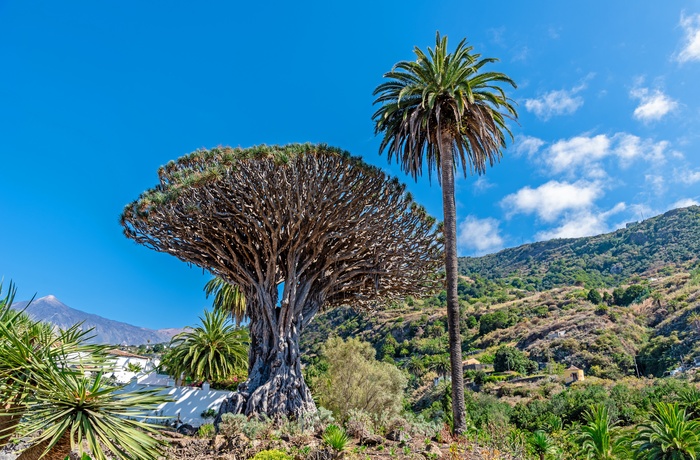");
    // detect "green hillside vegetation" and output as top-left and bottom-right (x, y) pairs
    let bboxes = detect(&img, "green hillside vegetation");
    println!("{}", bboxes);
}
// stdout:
(459, 206), (700, 290)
